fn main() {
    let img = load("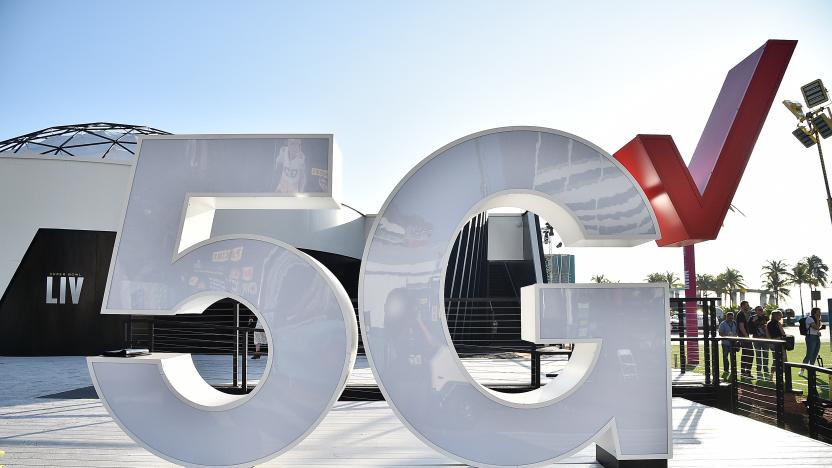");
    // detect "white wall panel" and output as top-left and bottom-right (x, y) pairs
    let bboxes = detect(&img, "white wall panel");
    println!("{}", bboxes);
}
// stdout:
(0, 157), (130, 299)
(211, 208), (367, 260)
(486, 214), (525, 261)
(0, 154), (369, 300)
